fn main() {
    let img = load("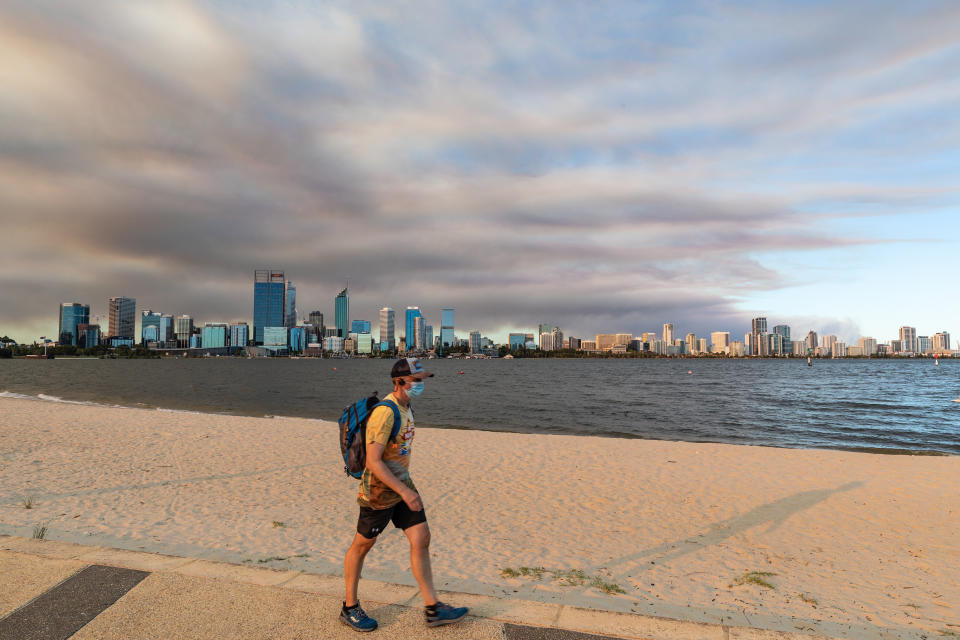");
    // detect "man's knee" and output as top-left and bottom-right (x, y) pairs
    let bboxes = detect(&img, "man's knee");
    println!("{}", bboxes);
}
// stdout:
(351, 533), (378, 554)
(407, 523), (430, 549)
